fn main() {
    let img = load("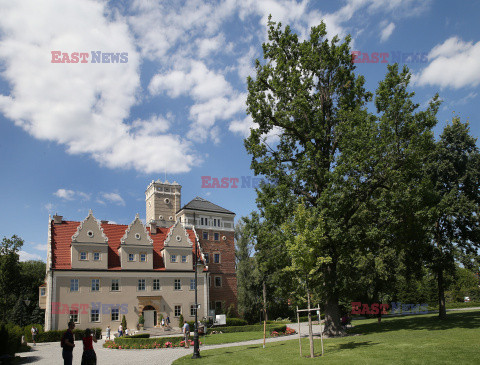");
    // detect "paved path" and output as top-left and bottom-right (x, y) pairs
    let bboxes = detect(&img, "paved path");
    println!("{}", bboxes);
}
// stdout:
(17, 308), (480, 364)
